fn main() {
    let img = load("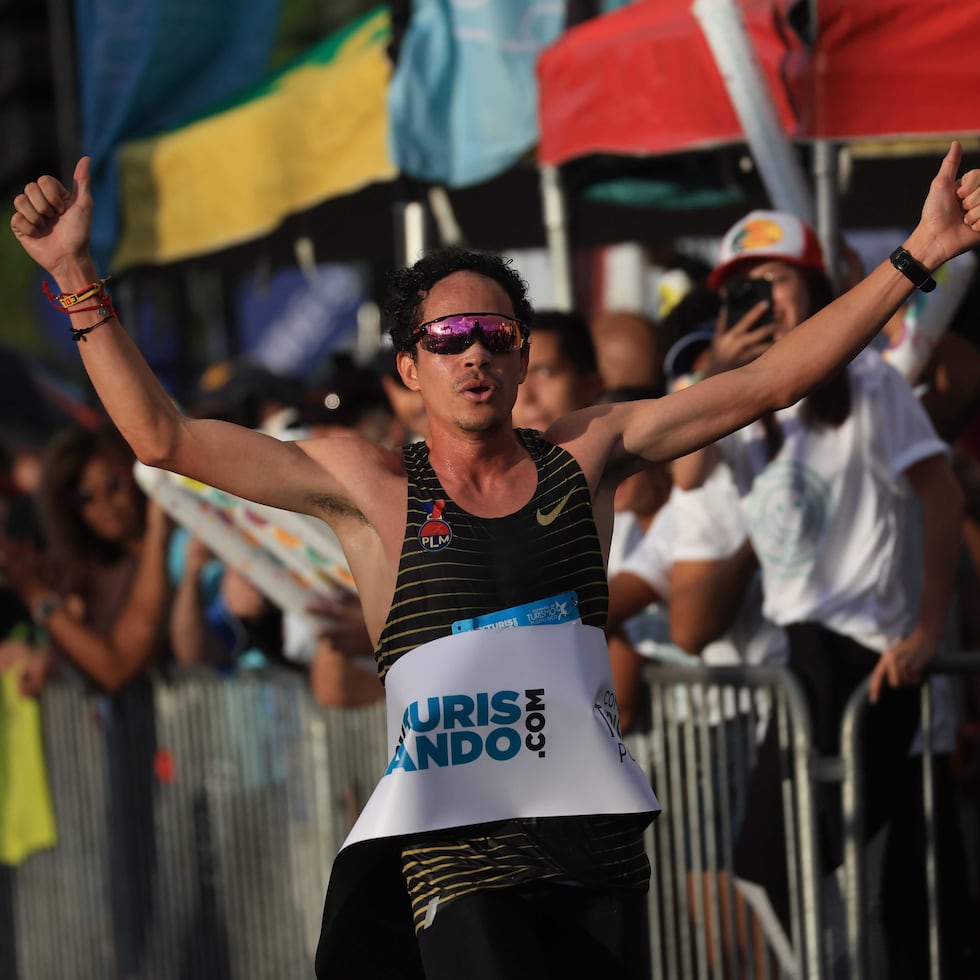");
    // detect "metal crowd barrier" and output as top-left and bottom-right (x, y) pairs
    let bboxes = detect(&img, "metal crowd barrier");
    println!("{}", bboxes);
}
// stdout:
(840, 652), (980, 980)
(632, 663), (824, 980)
(4, 667), (387, 980)
(3, 658), (976, 979)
